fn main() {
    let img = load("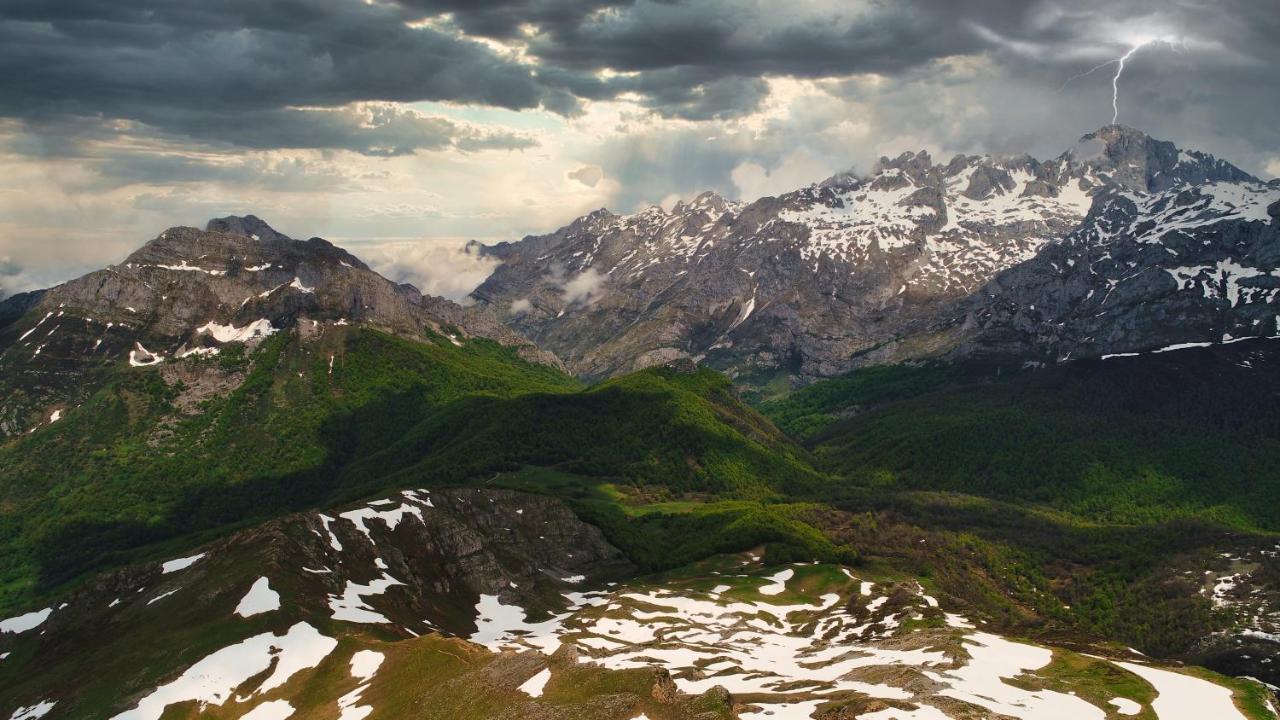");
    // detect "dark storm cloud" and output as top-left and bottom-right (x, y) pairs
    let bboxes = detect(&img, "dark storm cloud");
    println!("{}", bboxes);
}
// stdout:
(1, 0), (1278, 159)
(527, 1), (986, 75)
(428, 0), (1280, 123)
(0, 0), (1020, 142)
(603, 71), (772, 121)
(393, 0), (626, 39)
(0, 0), (575, 145)
(135, 106), (539, 157)
(415, 0), (1004, 119)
